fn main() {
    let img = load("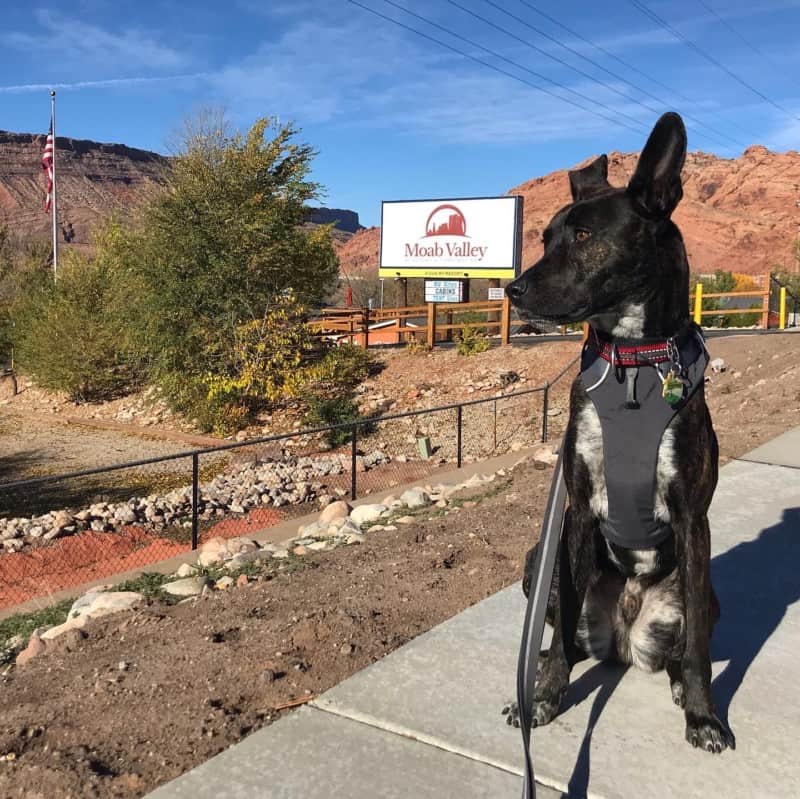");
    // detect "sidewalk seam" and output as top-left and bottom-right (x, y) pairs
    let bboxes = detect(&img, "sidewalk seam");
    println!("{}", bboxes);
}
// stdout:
(309, 700), (606, 799)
